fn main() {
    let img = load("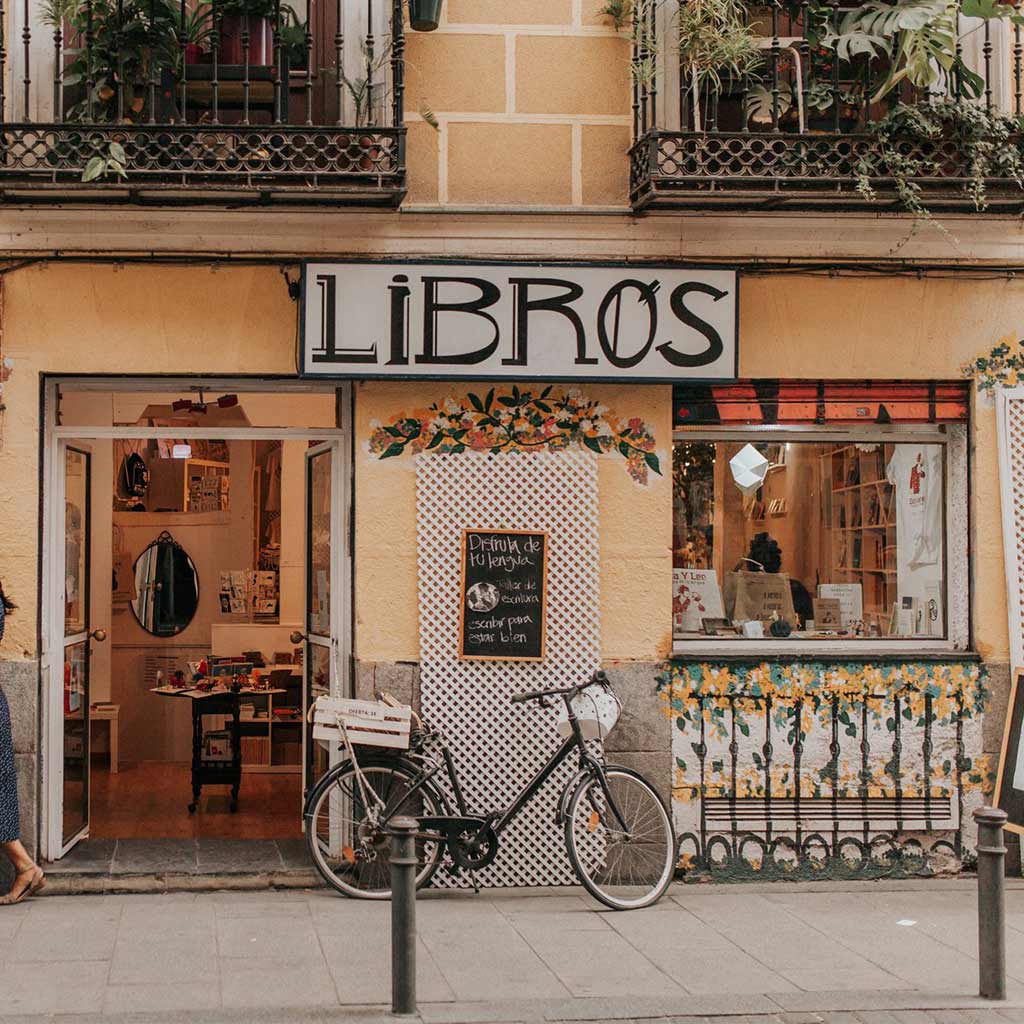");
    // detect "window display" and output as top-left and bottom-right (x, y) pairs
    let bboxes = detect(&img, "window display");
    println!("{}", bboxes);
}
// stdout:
(672, 437), (947, 641)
